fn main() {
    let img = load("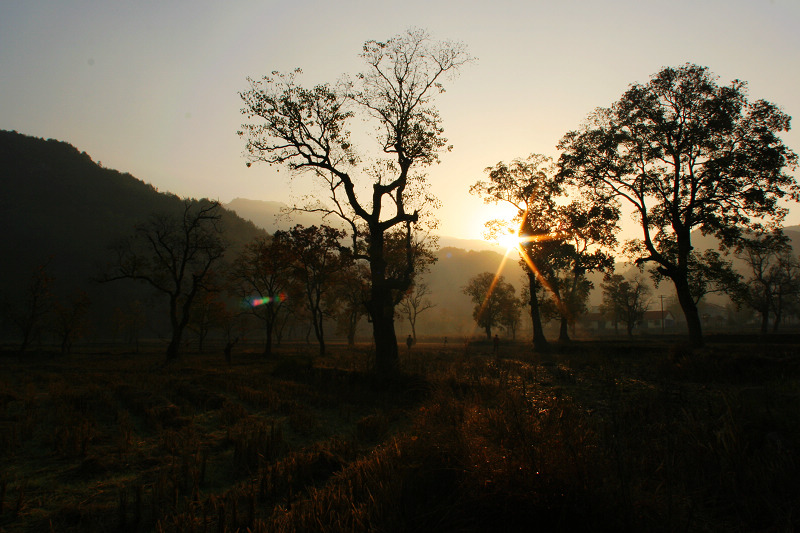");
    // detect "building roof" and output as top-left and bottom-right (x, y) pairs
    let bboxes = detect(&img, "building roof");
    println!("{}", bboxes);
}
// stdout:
(642, 310), (674, 320)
